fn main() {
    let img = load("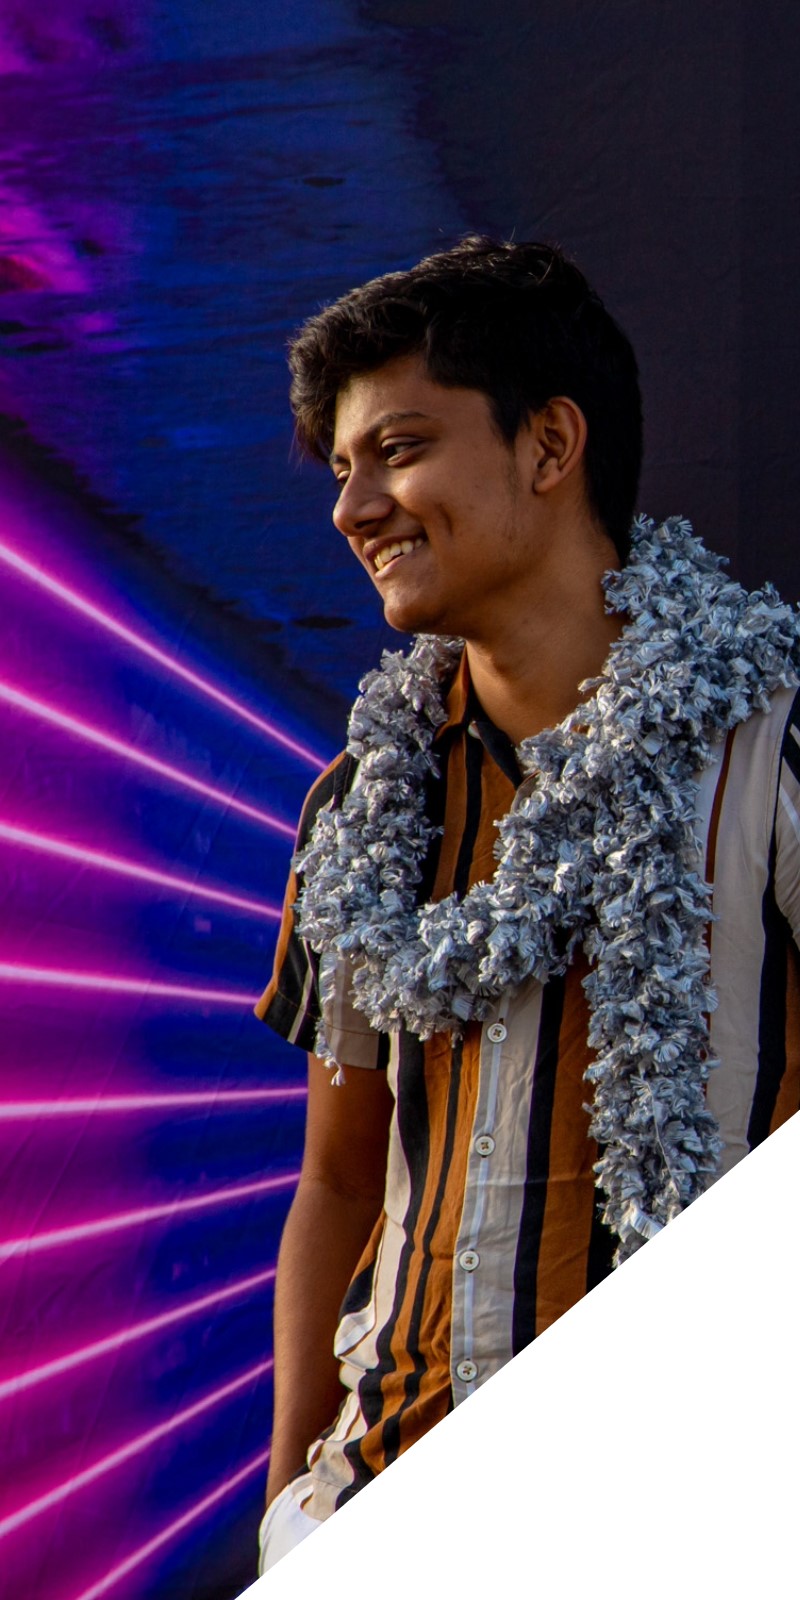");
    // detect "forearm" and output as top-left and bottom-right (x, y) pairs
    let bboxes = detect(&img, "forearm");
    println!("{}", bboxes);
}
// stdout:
(266, 1174), (382, 1506)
